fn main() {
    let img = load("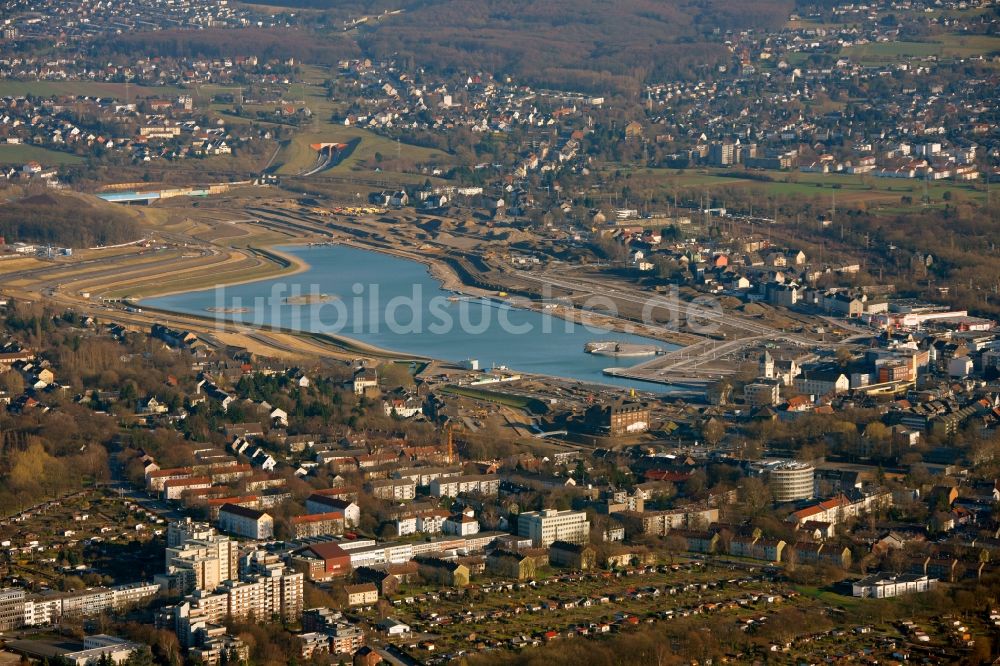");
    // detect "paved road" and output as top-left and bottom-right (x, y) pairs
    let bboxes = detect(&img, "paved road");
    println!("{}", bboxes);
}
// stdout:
(509, 270), (834, 383)
(261, 141), (282, 172)
(515, 269), (804, 340)
(108, 459), (185, 521)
